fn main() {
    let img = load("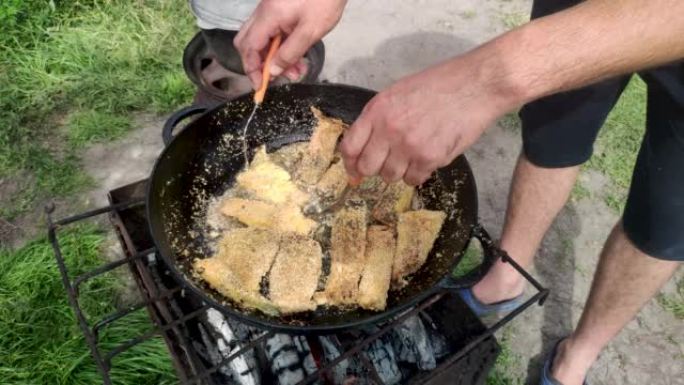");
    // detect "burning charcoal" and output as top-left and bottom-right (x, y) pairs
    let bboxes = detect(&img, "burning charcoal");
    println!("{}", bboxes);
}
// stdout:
(319, 336), (375, 385)
(364, 339), (402, 385)
(420, 312), (452, 360)
(318, 336), (353, 384)
(390, 315), (437, 370)
(292, 336), (318, 376)
(206, 309), (260, 385)
(265, 334), (311, 385)
(195, 323), (234, 379)
(225, 318), (257, 341)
